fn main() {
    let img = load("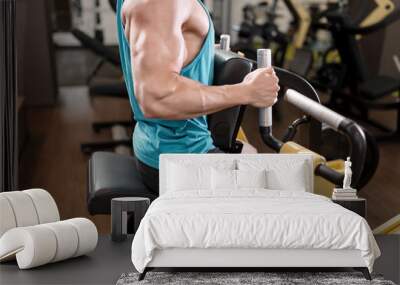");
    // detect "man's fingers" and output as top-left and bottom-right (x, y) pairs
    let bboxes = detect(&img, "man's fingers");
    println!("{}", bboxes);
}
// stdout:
(265, 67), (274, 74)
